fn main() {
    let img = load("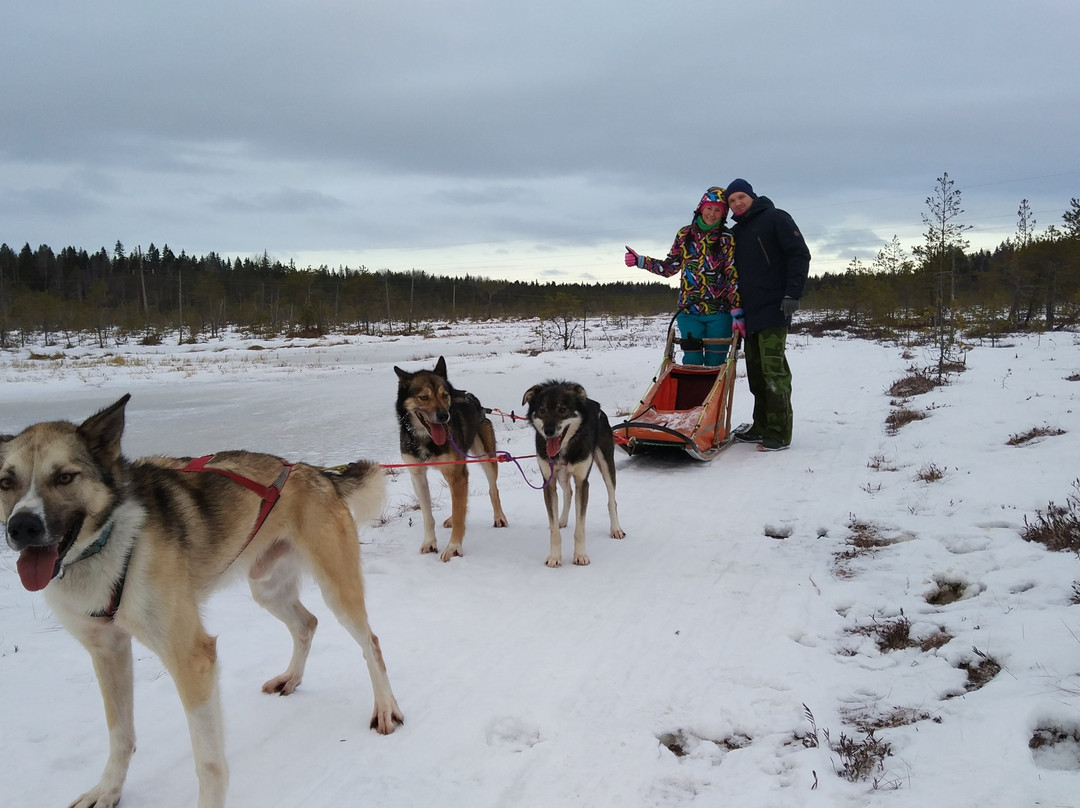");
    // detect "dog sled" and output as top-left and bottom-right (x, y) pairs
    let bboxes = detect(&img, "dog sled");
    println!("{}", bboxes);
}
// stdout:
(611, 316), (741, 461)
